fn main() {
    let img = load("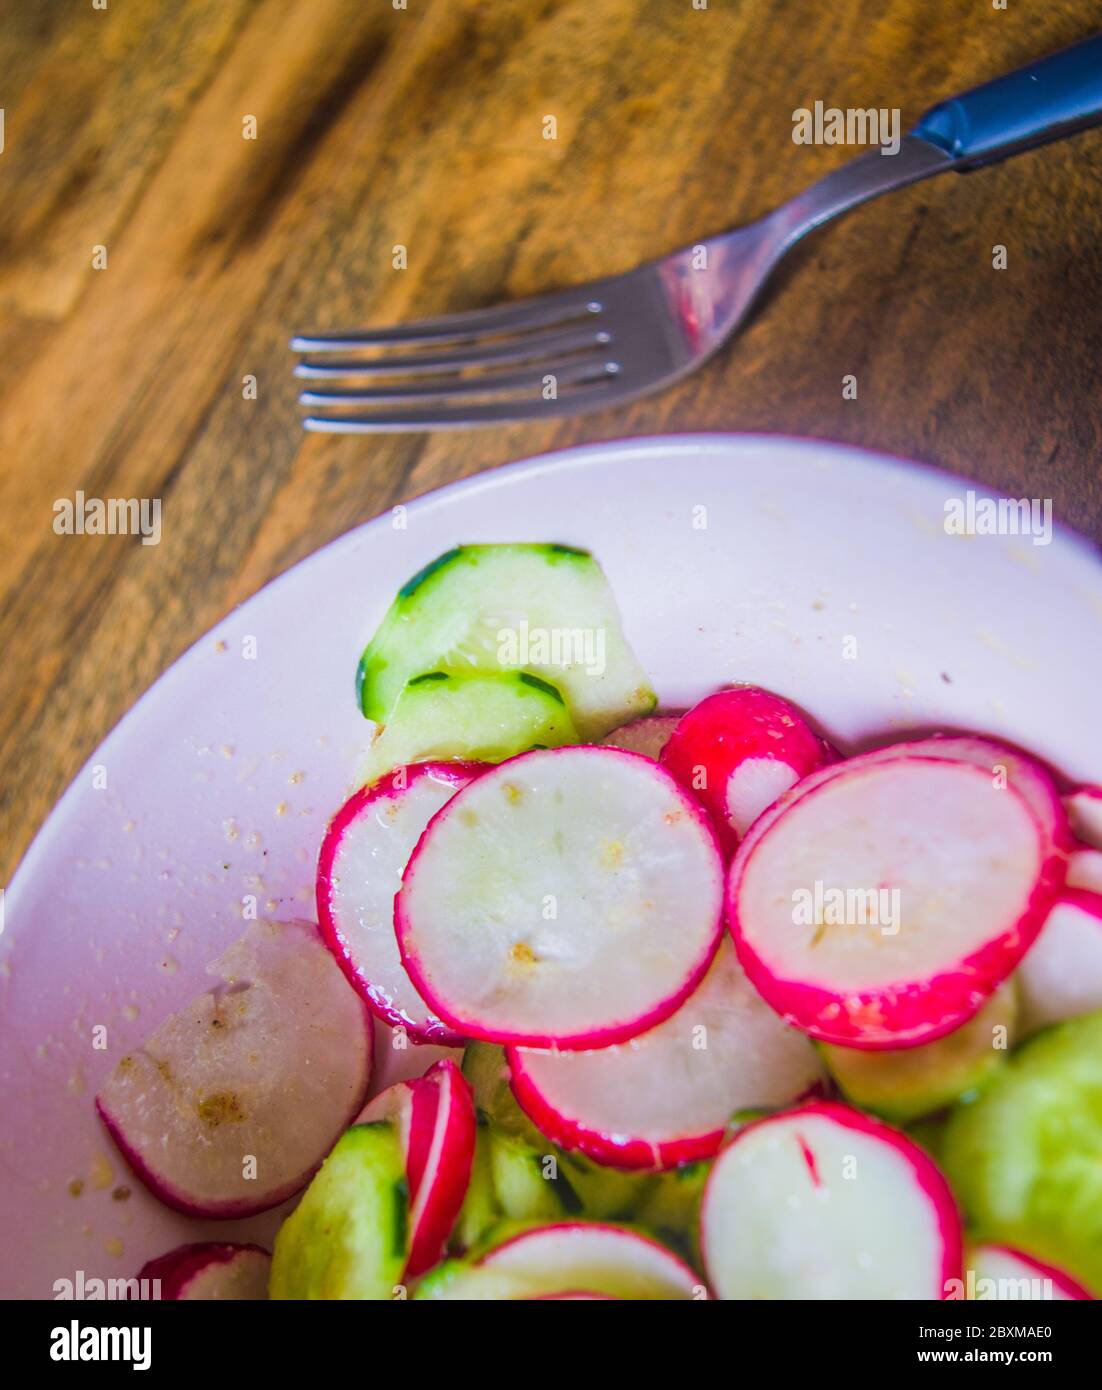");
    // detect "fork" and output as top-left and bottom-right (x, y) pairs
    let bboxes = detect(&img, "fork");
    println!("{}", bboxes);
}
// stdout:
(293, 34), (1102, 432)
